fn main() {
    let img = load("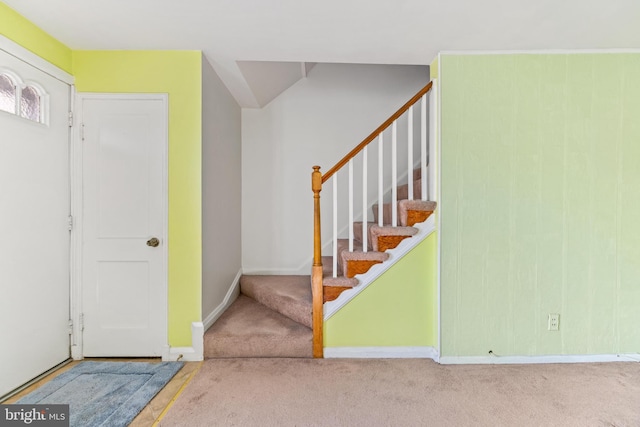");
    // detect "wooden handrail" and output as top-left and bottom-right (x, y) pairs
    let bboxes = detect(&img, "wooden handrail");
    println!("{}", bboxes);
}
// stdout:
(322, 81), (432, 183)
